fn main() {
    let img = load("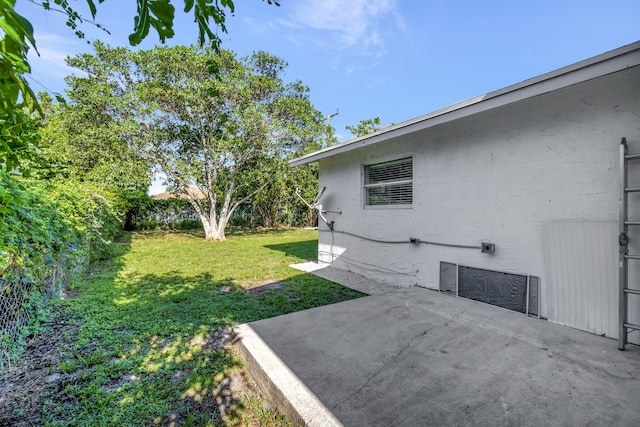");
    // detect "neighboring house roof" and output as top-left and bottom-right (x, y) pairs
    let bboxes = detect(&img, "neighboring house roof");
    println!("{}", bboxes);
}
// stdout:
(151, 186), (206, 200)
(290, 41), (640, 167)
